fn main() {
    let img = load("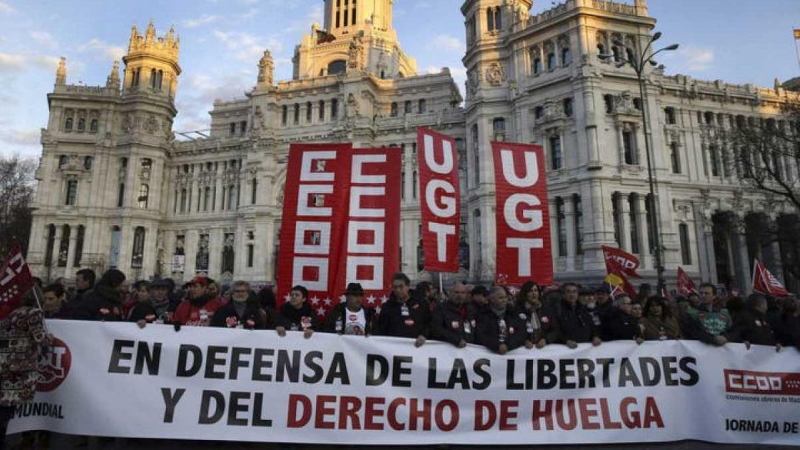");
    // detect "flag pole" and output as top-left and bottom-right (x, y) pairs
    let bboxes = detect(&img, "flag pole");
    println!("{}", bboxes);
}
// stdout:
(794, 29), (800, 70)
